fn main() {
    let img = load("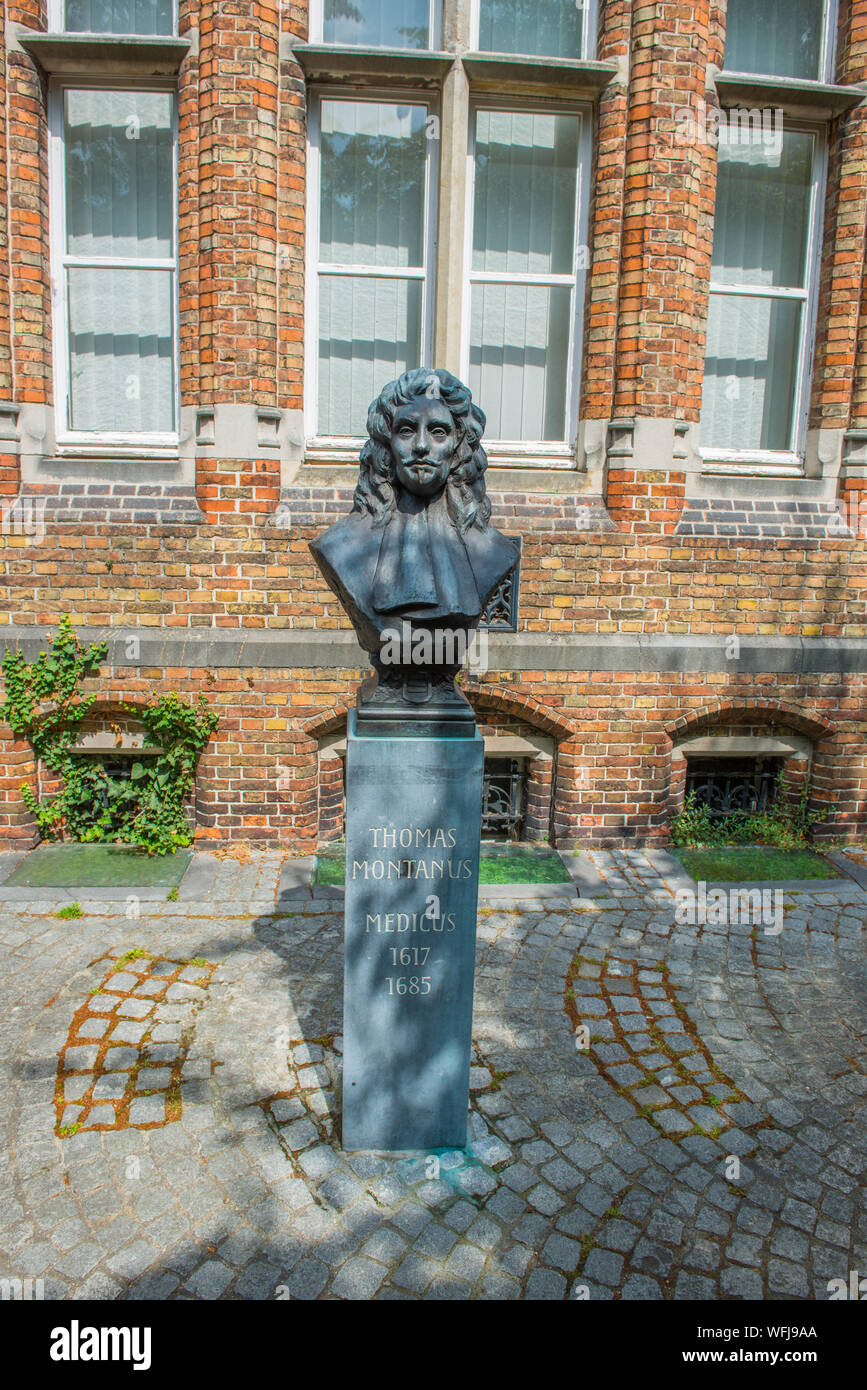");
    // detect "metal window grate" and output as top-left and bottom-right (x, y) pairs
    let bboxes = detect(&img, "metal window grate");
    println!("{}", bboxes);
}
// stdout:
(482, 757), (526, 838)
(685, 757), (782, 820)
